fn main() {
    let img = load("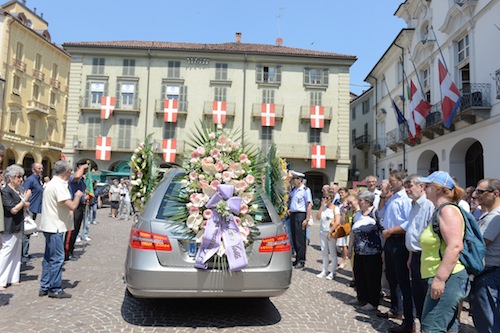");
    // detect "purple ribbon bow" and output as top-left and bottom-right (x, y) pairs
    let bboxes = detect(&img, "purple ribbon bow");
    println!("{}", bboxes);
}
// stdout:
(194, 184), (248, 272)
